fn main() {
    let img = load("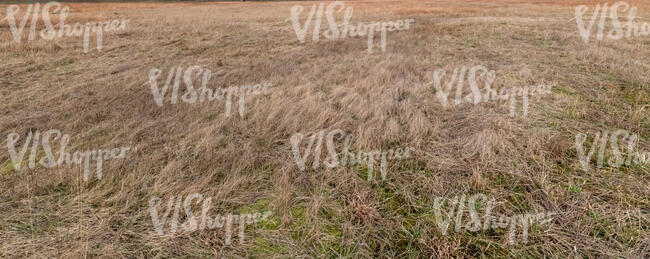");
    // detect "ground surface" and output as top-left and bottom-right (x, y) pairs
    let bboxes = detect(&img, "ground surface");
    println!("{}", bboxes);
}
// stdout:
(0, 0), (649, 258)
